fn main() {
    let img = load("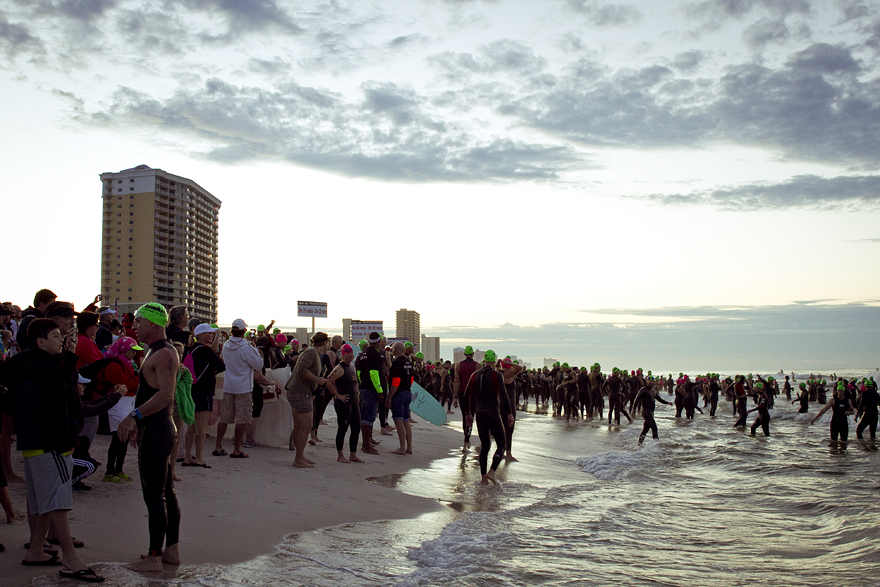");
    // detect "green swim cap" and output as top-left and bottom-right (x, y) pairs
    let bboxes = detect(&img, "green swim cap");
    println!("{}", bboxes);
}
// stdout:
(562, 362), (569, 368)
(404, 341), (413, 349)
(210, 323), (218, 329)
(484, 349), (497, 362)
(464, 345), (474, 355)
(358, 339), (368, 349)
(415, 351), (424, 360)
(135, 302), (168, 327)
(273, 328), (281, 334)
(514, 360), (519, 364)
(258, 324), (265, 331)
(613, 367), (619, 373)
(755, 382), (764, 389)
(284, 345), (292, 353)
